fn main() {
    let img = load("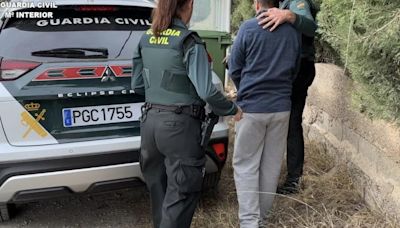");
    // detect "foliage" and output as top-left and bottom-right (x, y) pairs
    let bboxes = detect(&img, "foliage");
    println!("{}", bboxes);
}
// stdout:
(231, 0), (254, 33)
(231, 0), (400, 123)
(318, 0), (400, 121)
